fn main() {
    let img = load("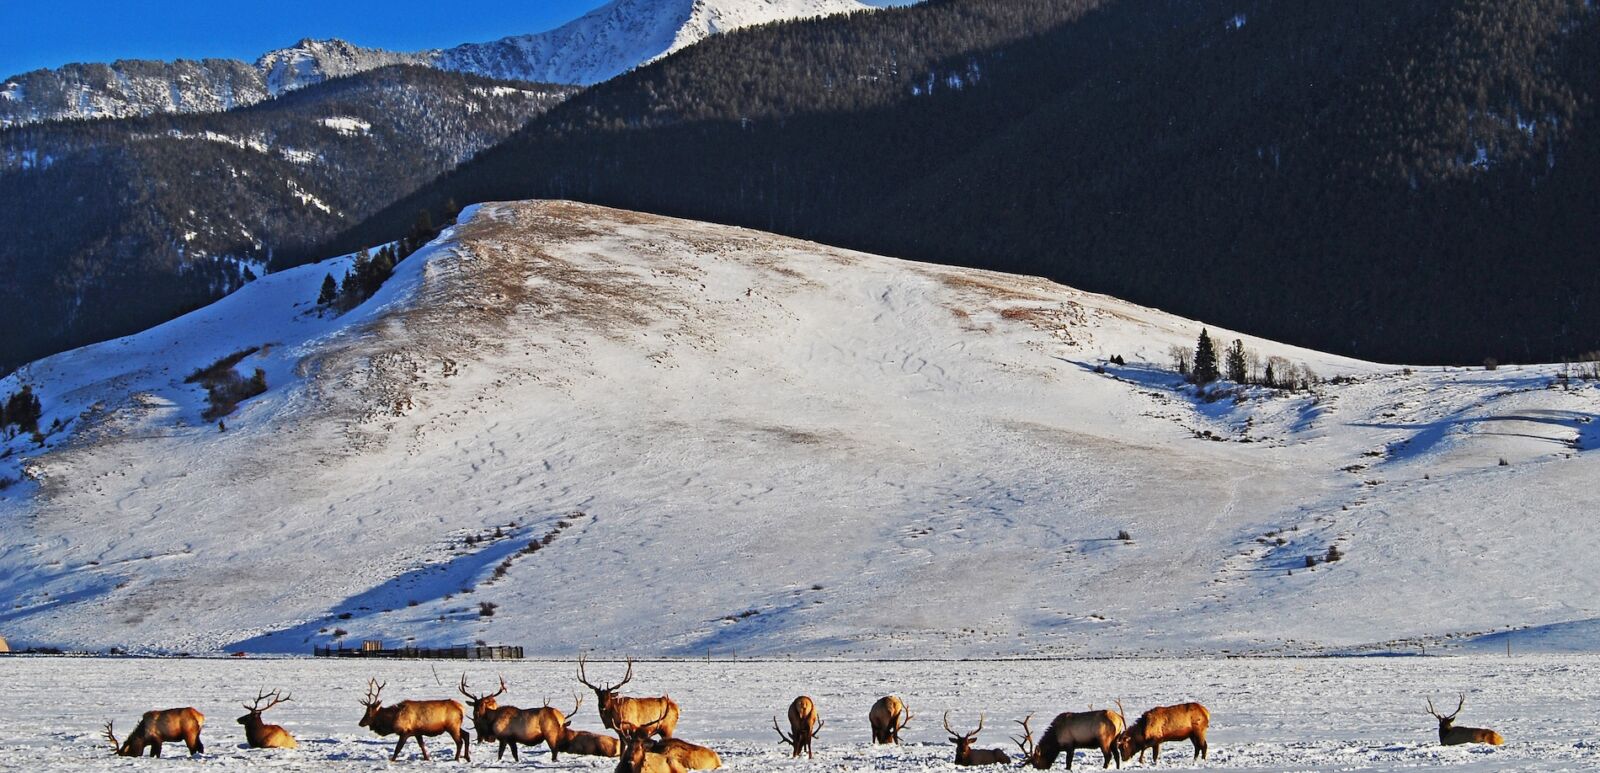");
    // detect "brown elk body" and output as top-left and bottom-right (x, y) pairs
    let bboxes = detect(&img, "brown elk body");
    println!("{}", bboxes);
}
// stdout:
(1016, 711), (1123, 769)
(579, 655), (680, 740)
(945, 712), (1011, 766)
(869, 695), (912, 744)
(558, 727), (622, 757)
(774, 695), (824, 758)
(614, 706), (688, 773)
(460, 676), (576, 761)
(1115, 702), (1208, 764)
(357, 679), (471, 761)
(104, 708), (205, 757)
(238, 690), (298, 749)
(1428, 695), (1505, 746)
(651, 738), (723, 769)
